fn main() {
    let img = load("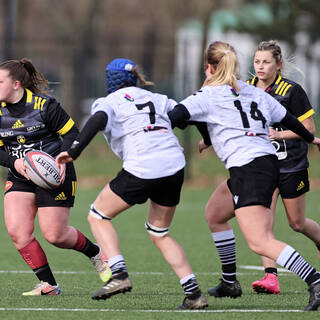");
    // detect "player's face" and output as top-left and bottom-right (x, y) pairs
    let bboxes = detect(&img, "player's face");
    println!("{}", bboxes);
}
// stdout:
(0, 69), (18, 103)
(253, 51), (281, 83)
